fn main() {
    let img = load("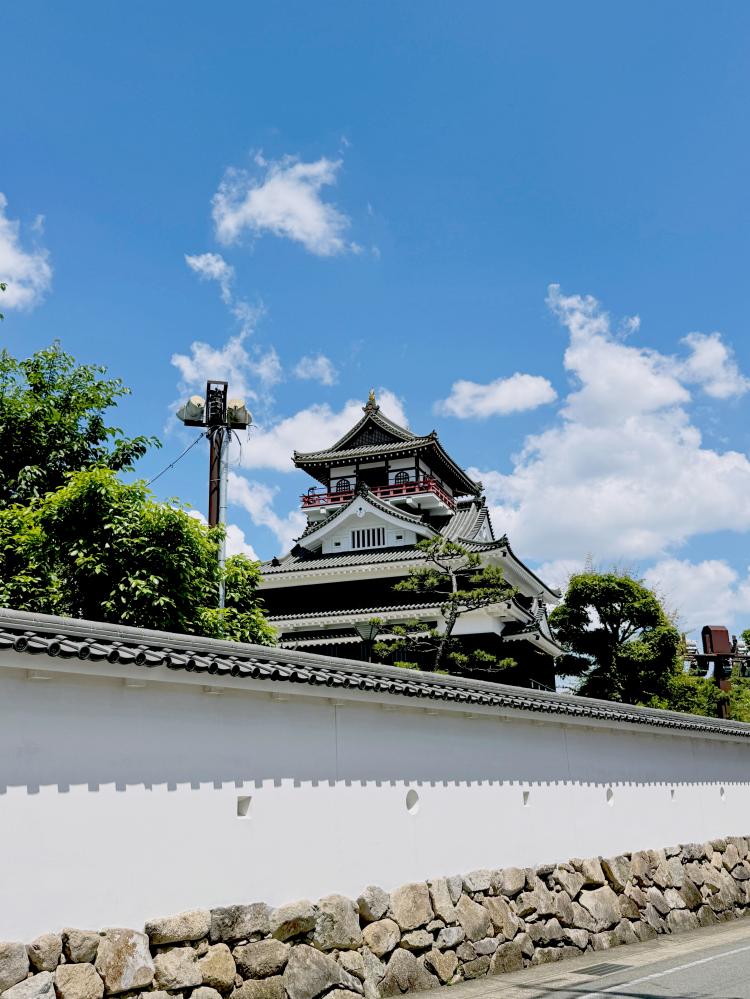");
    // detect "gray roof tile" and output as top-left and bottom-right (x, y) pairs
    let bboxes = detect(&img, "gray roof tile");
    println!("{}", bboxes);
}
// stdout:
(1, 607), (748, 740)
